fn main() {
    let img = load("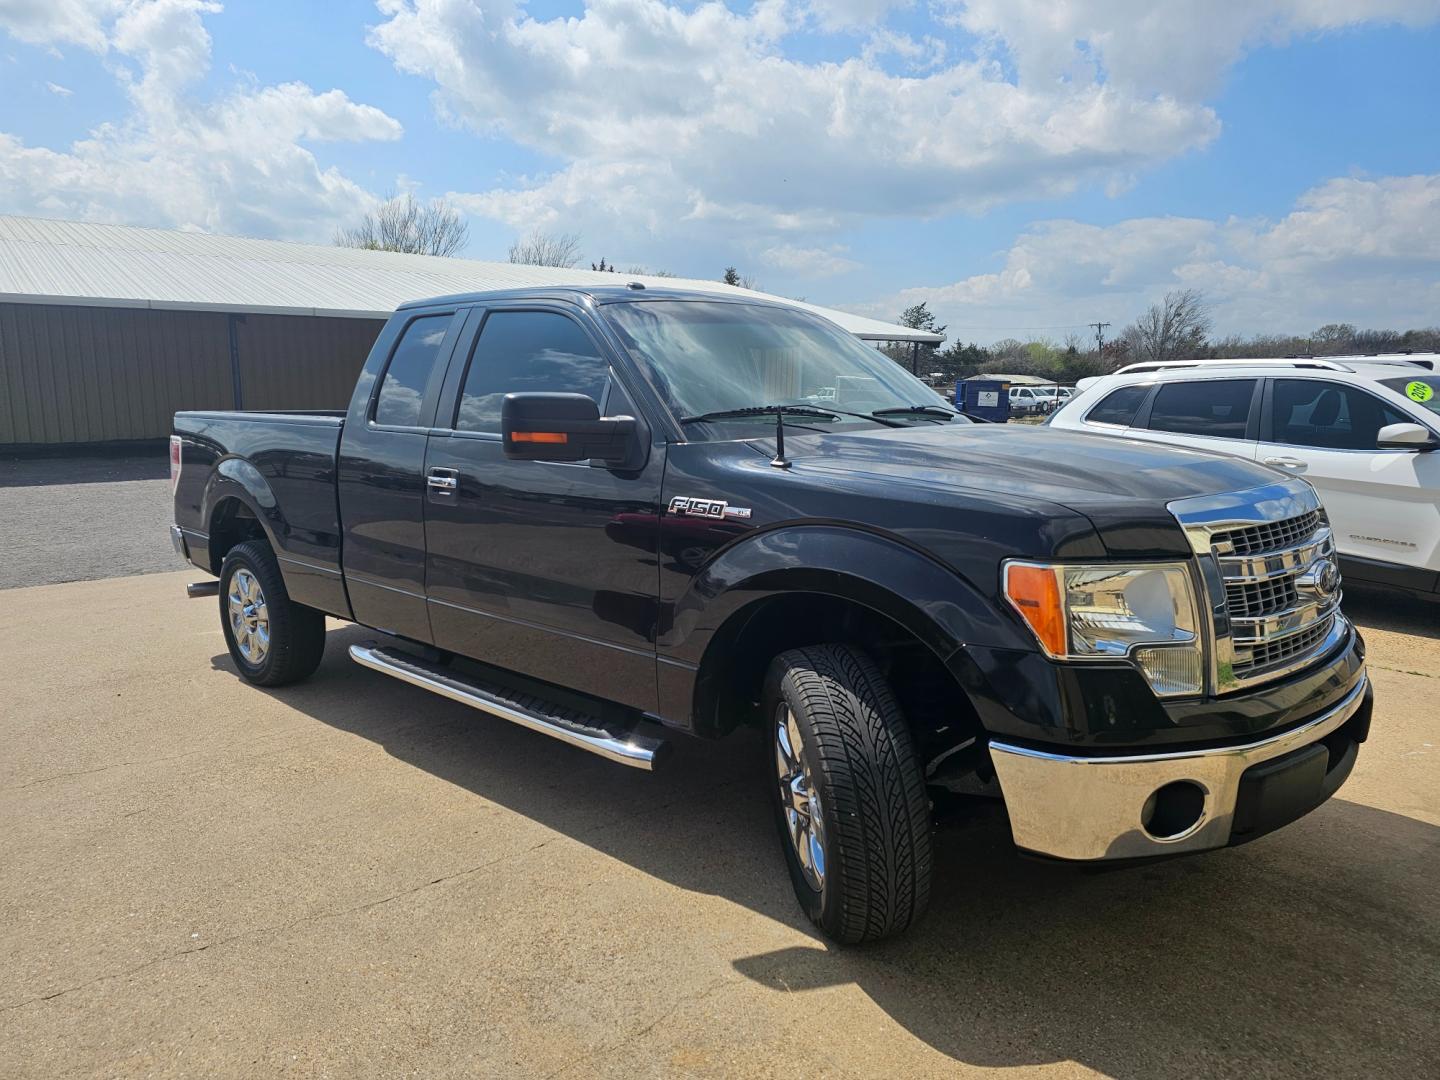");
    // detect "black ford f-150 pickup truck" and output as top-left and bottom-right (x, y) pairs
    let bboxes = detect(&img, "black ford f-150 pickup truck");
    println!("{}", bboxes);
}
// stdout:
(171, 286), (1371, 943)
